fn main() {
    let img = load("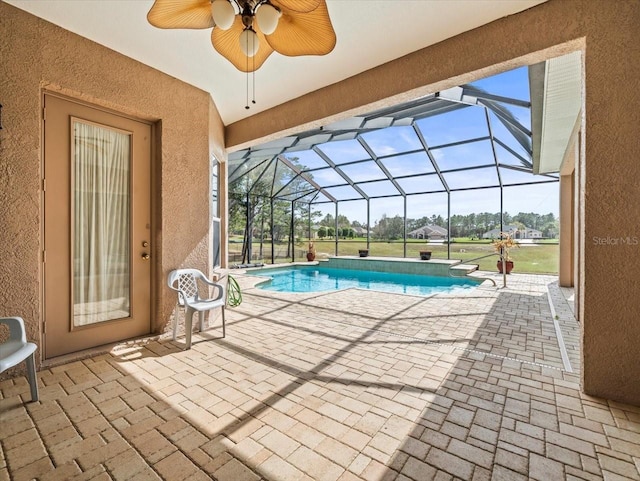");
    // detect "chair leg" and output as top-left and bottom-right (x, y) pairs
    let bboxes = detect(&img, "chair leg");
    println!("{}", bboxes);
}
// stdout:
(184, 308), (194, 350)
(198, 311), (205, 333)
(221, 307), (226, 339)
(172, 304), (179, 341)
(26, 353), (39, 402)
